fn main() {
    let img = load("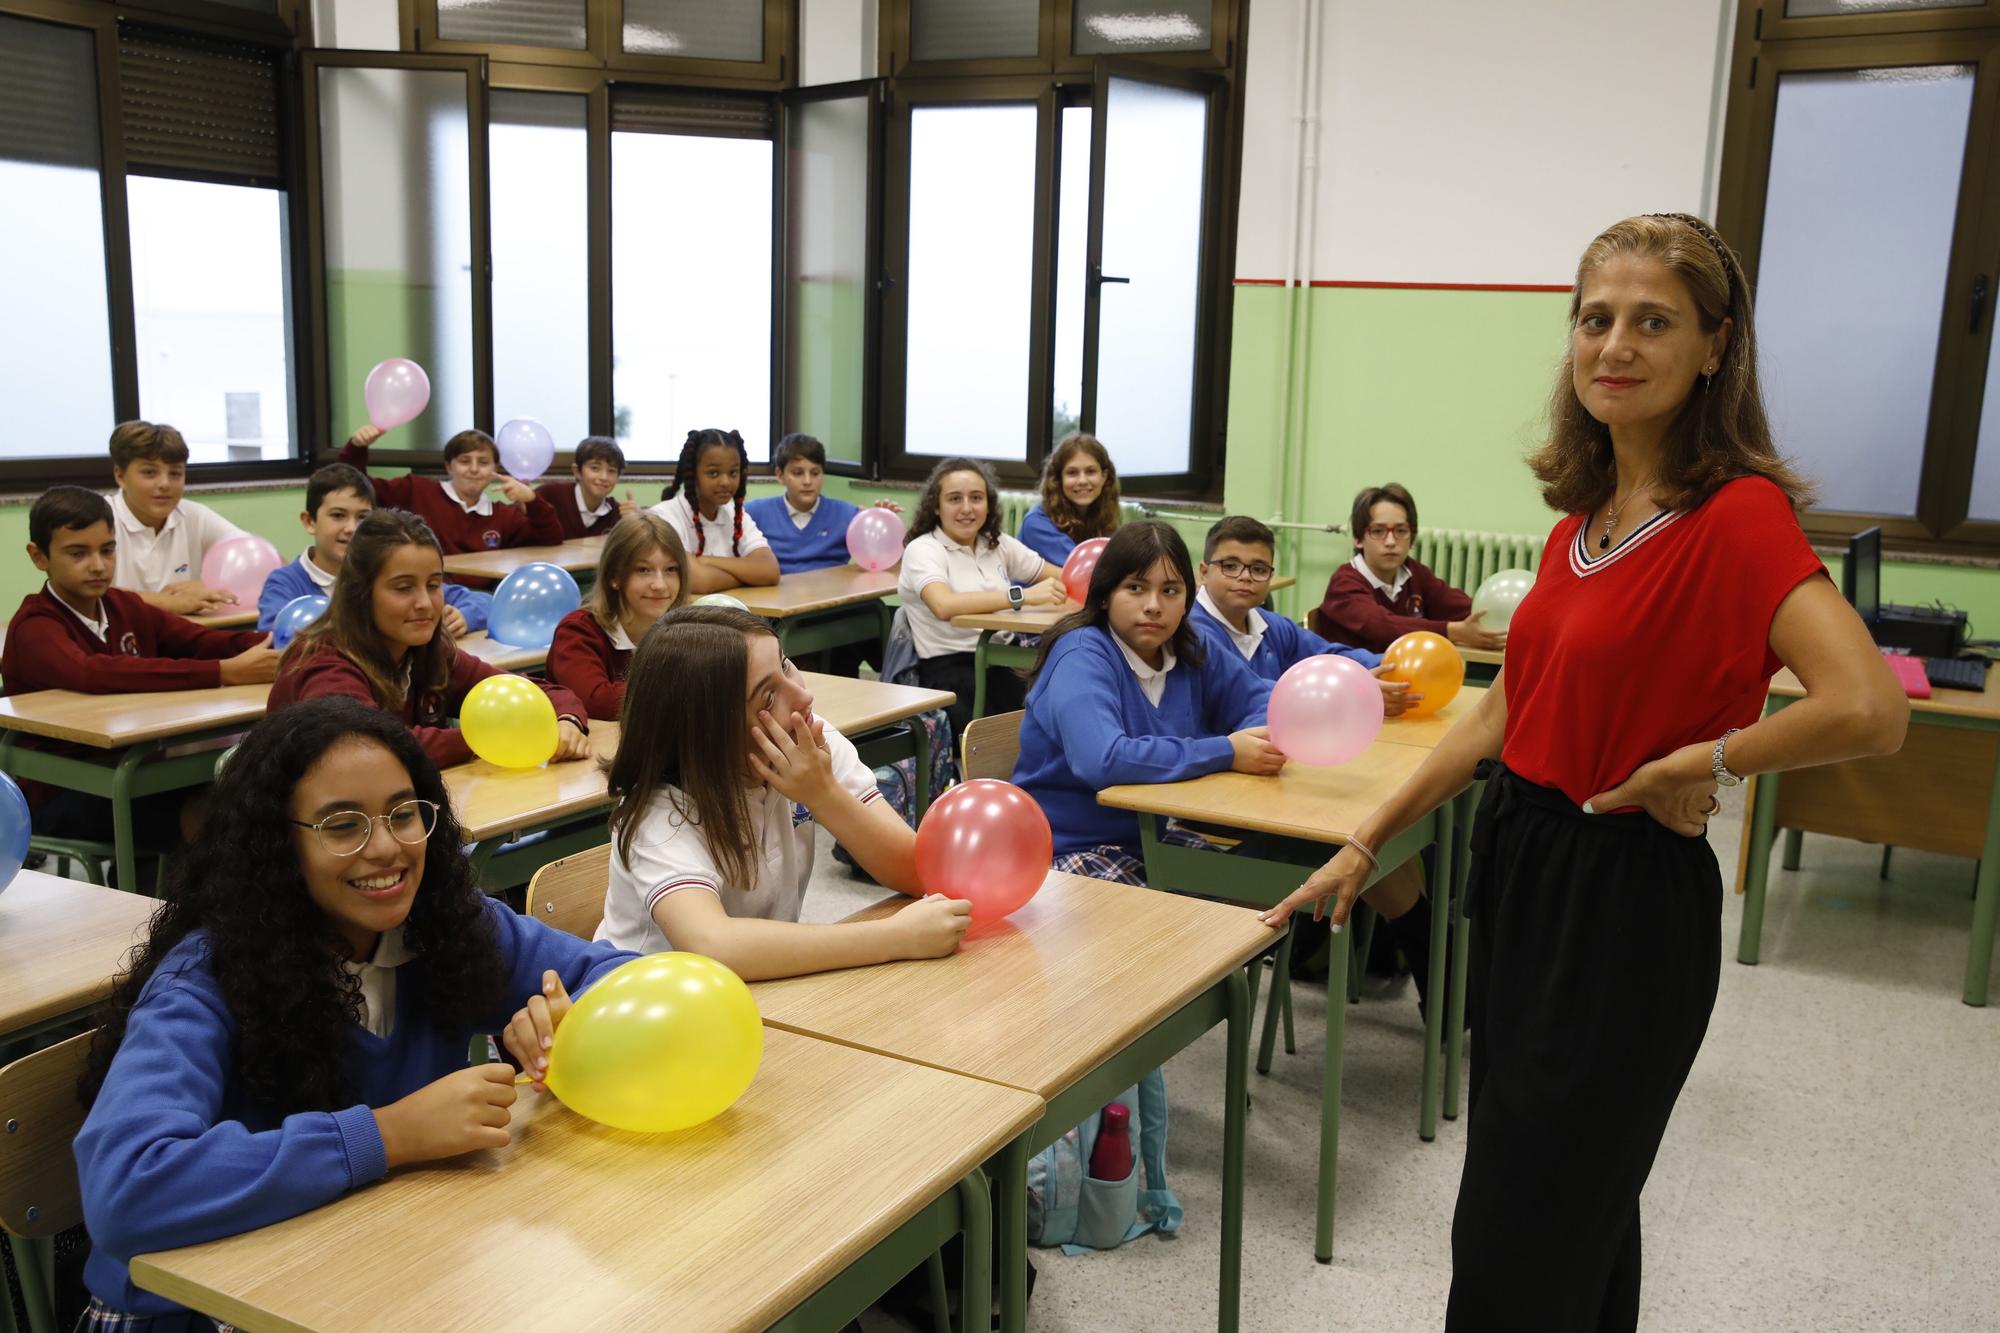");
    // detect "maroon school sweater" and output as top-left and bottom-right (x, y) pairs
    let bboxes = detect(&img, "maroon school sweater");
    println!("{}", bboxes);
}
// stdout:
(534, 480), (623, 540)
(545, 607), (630, 722)
(1316, 558), (1474, 654)
(338, 442), (563, 554)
